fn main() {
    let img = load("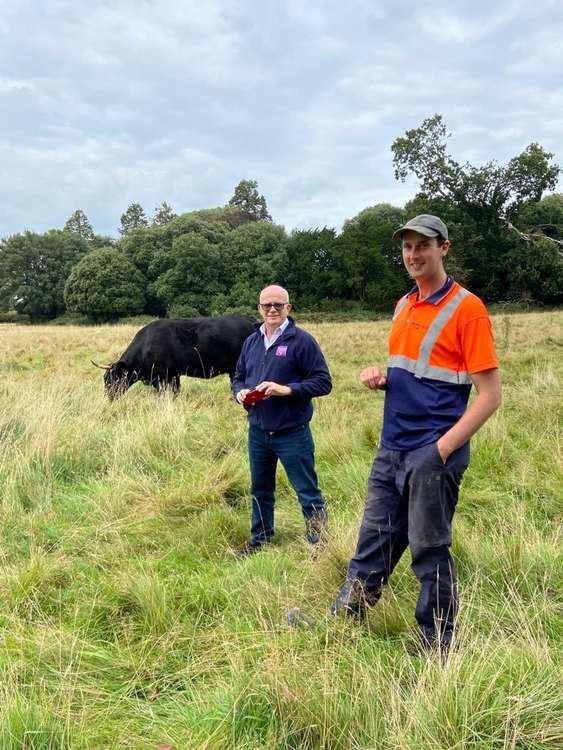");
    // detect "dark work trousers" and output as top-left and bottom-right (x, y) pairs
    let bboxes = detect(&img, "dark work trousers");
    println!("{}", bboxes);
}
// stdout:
(347, 441), (470, 646)
(248, 423), (326, 545)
